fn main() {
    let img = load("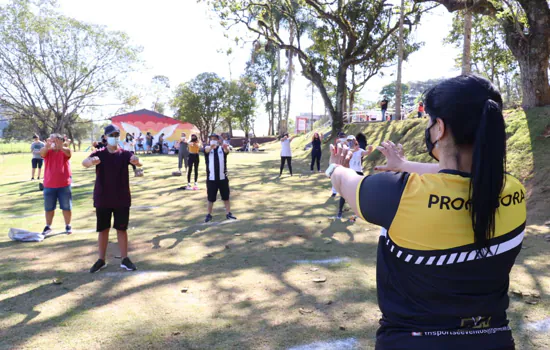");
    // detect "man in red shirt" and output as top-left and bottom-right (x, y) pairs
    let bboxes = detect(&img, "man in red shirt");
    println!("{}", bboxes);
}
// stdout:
(39, 133), (73, 236)
(82, 124), (142, 273)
